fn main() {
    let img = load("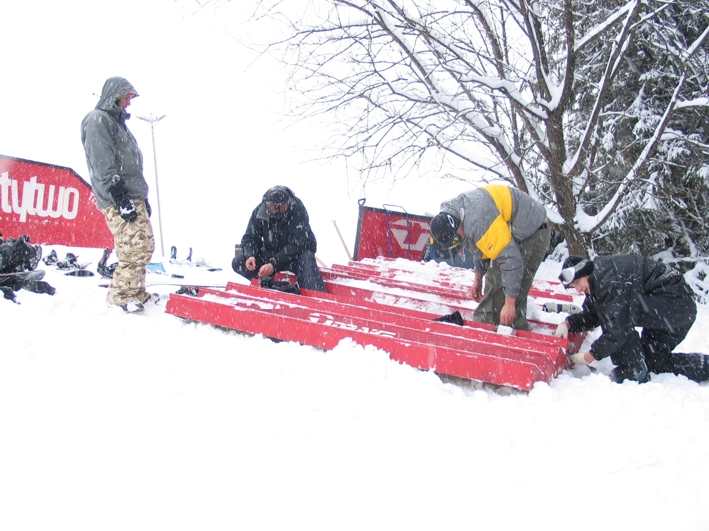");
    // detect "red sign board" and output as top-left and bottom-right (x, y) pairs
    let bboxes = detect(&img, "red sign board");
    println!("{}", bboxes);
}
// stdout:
(0, 154), (113, 248)
(353, 199), (433, 261)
